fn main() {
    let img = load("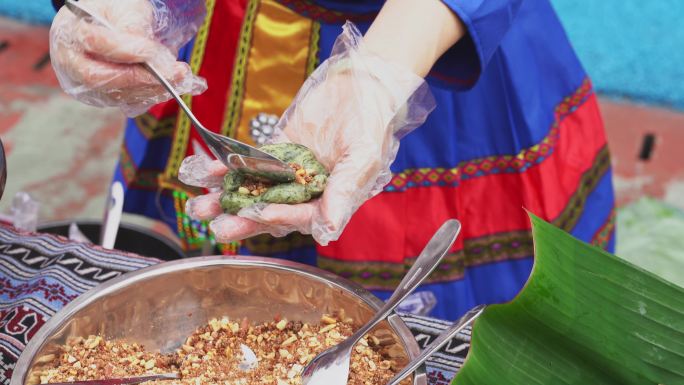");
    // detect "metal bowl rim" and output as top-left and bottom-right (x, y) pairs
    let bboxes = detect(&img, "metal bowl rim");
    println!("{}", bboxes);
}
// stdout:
(11, 255), (426, 385)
